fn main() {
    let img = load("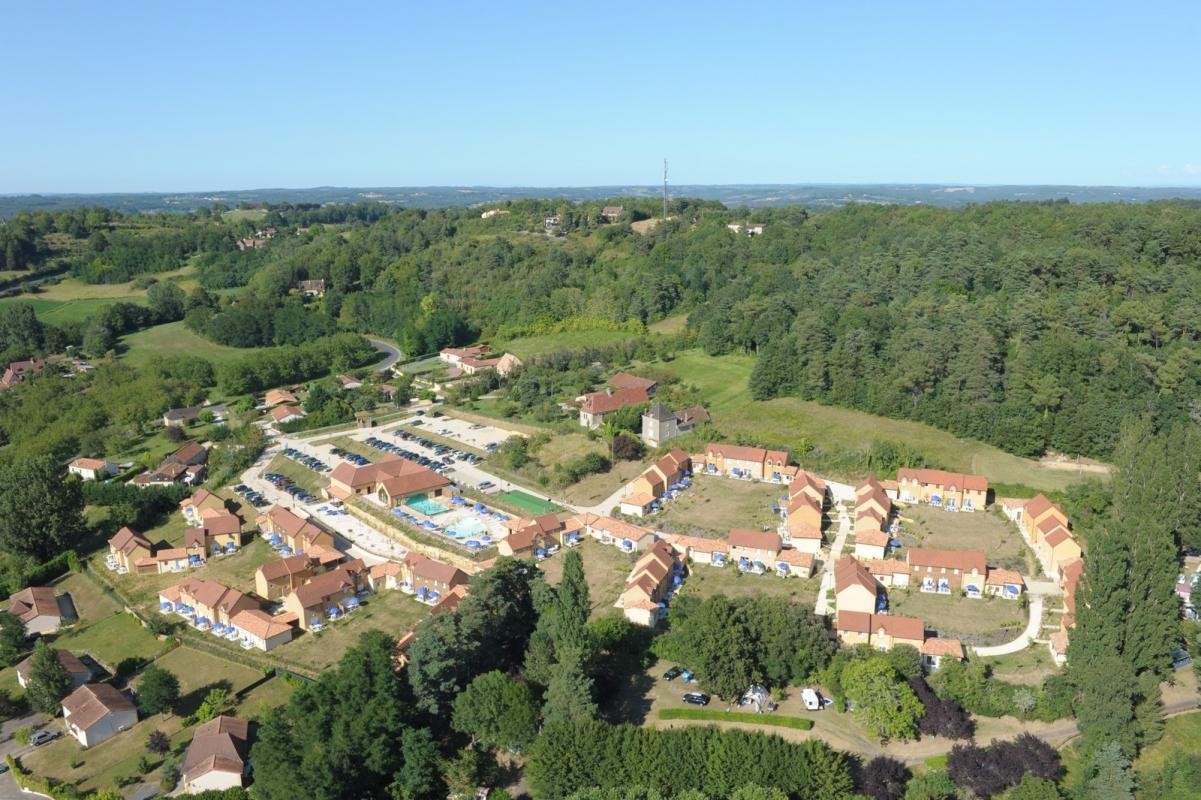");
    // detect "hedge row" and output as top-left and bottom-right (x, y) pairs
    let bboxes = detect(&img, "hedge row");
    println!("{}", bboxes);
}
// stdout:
(658, 709), (814, 730)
